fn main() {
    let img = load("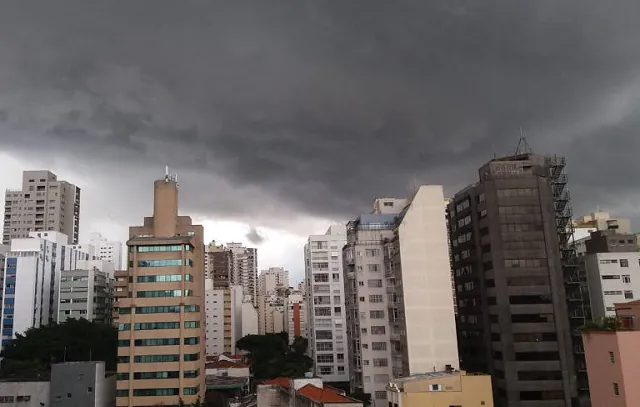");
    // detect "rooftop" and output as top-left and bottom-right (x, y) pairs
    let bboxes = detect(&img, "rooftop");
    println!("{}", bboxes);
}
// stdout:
(390, 370), (462, 385)
(205, 360), (249, 369)
(263, 377), (290, 389)
(297, 384), (356, 404)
